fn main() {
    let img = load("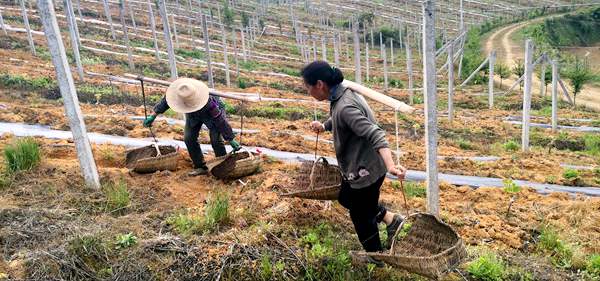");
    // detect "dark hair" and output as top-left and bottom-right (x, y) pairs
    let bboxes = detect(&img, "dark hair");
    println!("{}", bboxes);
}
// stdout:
(300, 61), (344, 87)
